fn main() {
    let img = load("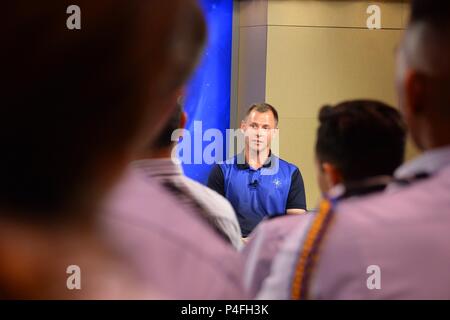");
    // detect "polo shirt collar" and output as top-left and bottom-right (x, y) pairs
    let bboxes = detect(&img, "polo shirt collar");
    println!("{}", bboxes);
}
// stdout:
(236, 152), (274, 170)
